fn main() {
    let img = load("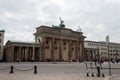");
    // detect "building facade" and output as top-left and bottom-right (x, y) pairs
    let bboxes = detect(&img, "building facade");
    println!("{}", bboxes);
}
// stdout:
(84, 48), (99, 61)
(84, 40), (120, 61)
(4, 40), (41, 62)
(0, 30), (5, 61)
(3, 24), (86, 62)
(34, 26), (86, 61)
